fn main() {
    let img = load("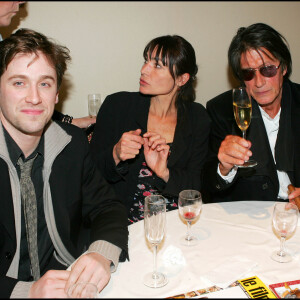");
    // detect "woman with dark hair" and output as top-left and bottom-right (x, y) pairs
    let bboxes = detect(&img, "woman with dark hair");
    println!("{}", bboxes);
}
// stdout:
(90, 35), (211, 224)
